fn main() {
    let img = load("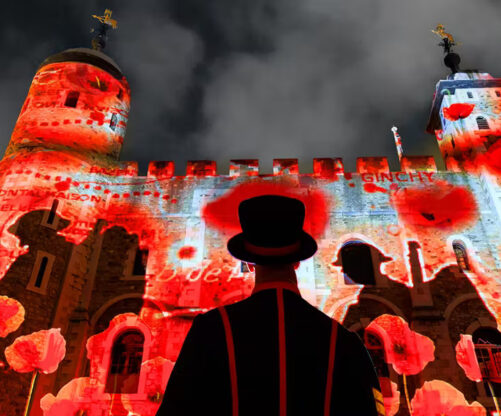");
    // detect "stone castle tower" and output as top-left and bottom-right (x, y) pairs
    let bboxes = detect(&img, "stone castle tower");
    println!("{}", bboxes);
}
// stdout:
(1, 32), (501, 416)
